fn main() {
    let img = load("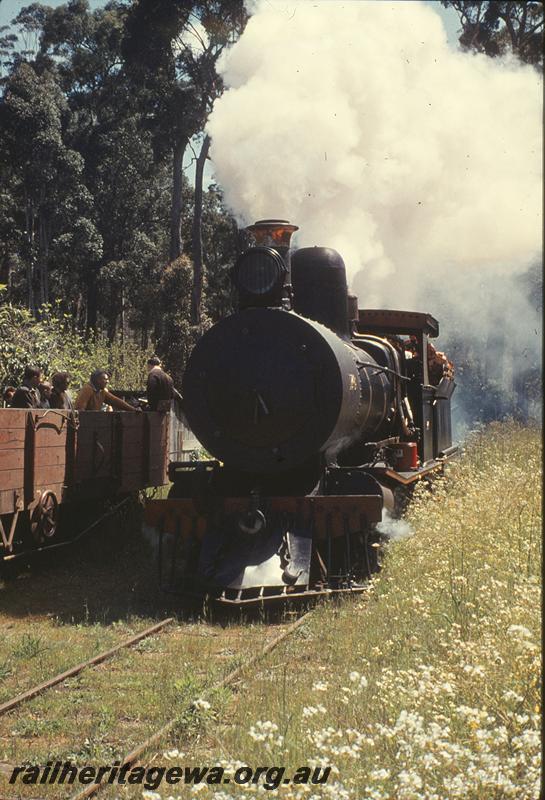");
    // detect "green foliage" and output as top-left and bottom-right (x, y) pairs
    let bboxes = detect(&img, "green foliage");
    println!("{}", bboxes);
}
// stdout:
(184, 424), (540, 800)
(153, 255), (207, 384)
(12, 633), (48, 660)
(441, 1), (543, 69)
(0, 59), (102, 313)
(0, 296), (148, 390)
(0, 1), (241, 376)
